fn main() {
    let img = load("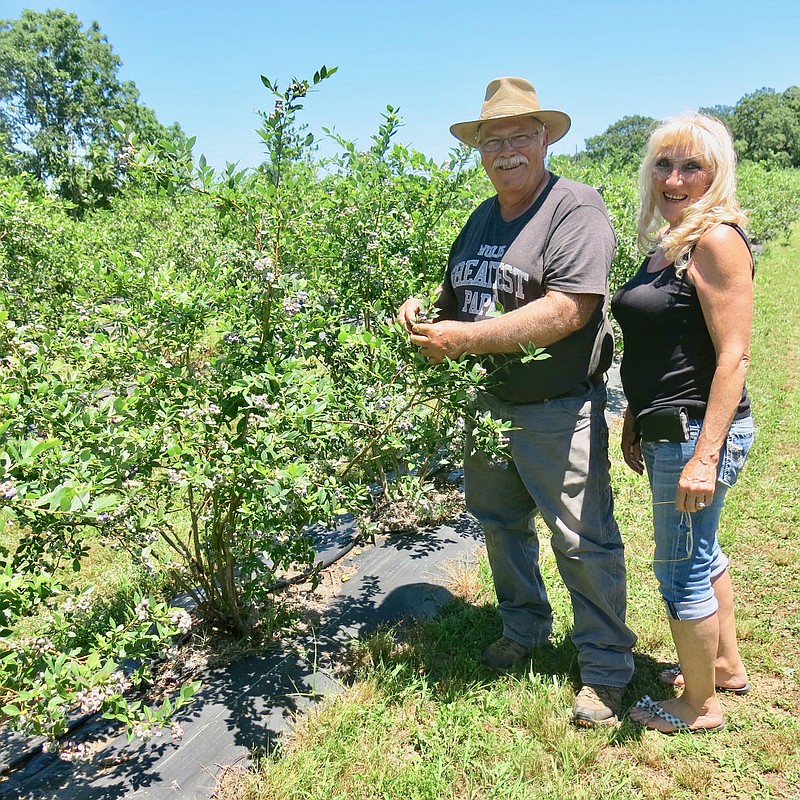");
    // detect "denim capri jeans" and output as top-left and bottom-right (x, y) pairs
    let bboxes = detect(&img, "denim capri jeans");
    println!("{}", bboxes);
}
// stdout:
(641, 415), (755, 621)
